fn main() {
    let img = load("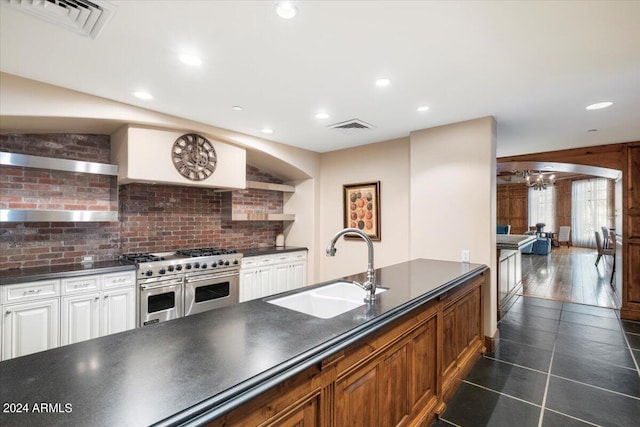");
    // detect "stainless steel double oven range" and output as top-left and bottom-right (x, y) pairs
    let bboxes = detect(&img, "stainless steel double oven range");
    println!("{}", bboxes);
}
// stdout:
(121, 248), (242, 327)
